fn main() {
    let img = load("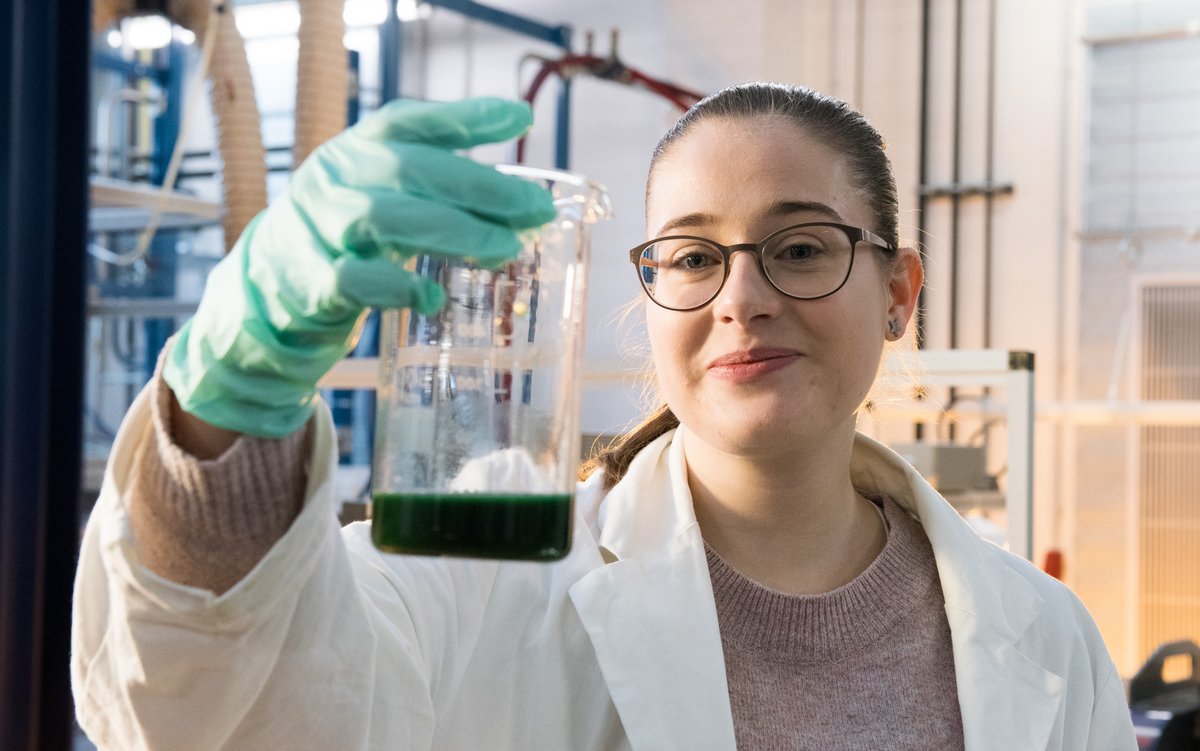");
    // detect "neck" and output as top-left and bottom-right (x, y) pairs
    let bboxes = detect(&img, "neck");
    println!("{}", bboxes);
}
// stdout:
(684, 421), (886, 595)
